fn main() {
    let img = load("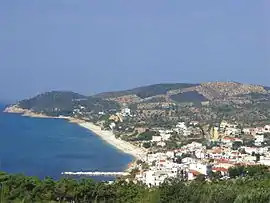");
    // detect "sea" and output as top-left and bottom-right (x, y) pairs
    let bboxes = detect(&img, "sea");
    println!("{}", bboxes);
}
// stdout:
(0, 104), (133, 180)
